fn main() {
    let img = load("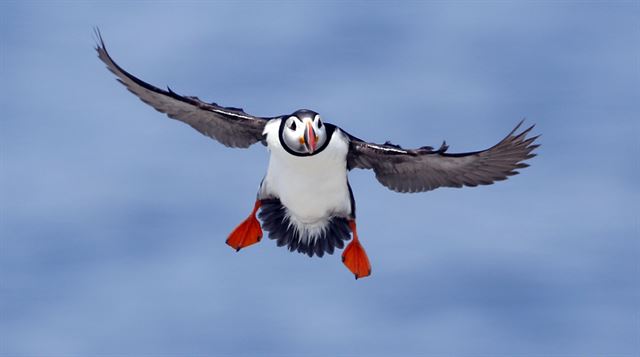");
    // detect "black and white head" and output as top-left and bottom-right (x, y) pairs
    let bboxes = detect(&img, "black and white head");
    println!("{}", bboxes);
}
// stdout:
(279, 109), (329, 156)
